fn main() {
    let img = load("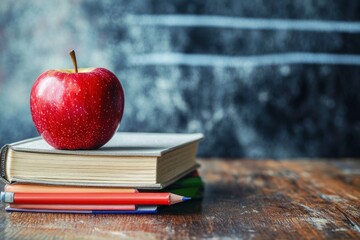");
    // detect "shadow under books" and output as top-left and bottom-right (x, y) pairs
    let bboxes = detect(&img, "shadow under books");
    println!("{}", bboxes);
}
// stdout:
(158, 199), (203, 215)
